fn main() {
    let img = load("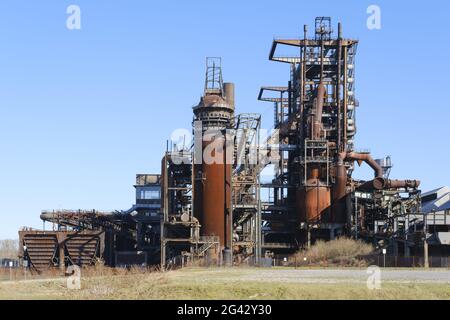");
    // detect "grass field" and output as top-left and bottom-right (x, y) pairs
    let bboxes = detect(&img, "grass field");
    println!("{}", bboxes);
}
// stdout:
(0, 267), (449, 300)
